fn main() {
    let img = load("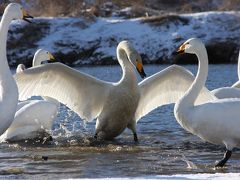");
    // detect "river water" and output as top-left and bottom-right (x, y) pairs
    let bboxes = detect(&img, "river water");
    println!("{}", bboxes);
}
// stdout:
(0, 64), (239, 179)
